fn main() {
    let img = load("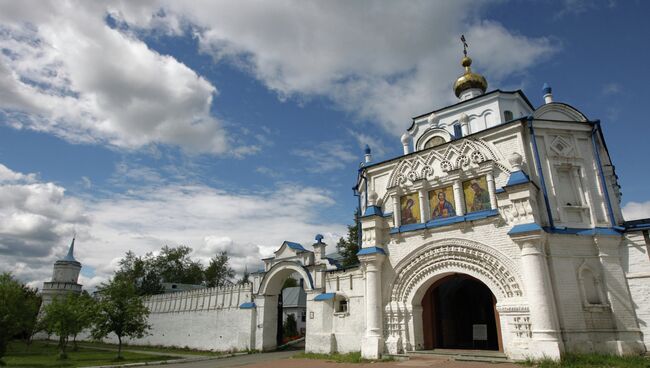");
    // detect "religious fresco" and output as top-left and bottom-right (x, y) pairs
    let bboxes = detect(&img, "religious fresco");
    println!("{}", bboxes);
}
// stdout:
(400, 193), (421, 225)
(428, 186), (456, 219)
(463, 176), (491, 213)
